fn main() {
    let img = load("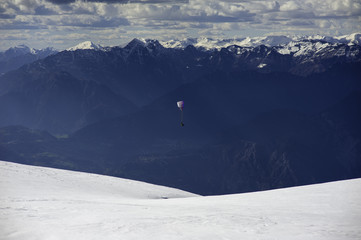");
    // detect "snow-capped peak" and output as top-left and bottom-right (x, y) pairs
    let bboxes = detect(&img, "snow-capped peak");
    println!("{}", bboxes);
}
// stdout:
(125, 38), (164, 49)
(237, 35), (293, 48)
(6, 44), (33, 55)
(67, 41), (102, 51)
(159, 35), (295, 50)
(1, 45), (50, 58)
(1, 45), (58, 55)
(160, 37), (245, 50)
(157, 33), (361, 51)
(335, 33), (361, 45)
